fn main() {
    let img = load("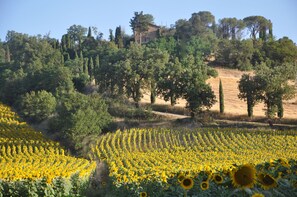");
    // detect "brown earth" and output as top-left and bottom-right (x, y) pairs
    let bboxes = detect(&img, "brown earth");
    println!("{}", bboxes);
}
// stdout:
(141, 67), (297, 119)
